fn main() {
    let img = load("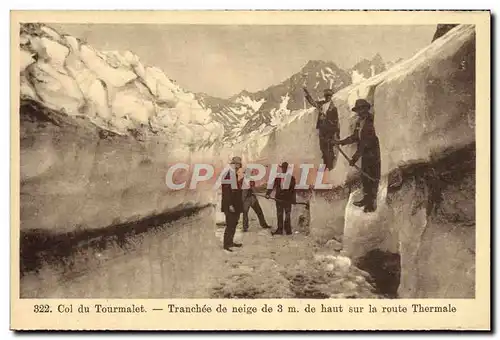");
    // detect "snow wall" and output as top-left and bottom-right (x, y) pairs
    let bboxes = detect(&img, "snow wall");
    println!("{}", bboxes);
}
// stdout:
(220, 24), (476, 298)
(18, 24), (224, 285)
